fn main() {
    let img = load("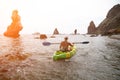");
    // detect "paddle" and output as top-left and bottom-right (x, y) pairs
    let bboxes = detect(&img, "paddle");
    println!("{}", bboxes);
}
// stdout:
(42, 41), (89, 46)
